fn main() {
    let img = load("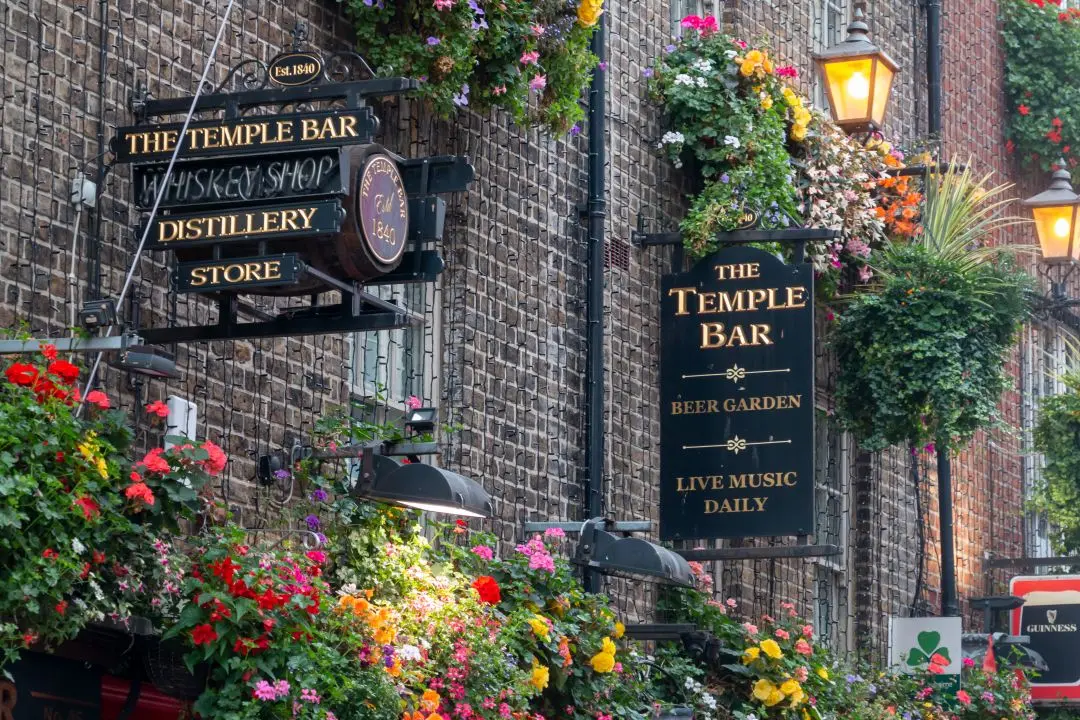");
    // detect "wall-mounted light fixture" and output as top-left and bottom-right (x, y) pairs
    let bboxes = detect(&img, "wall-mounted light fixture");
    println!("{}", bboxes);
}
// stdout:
(404, 406), (438, 435)
(1024, 161), (1080, 266)
(574, 518), (695, 587)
